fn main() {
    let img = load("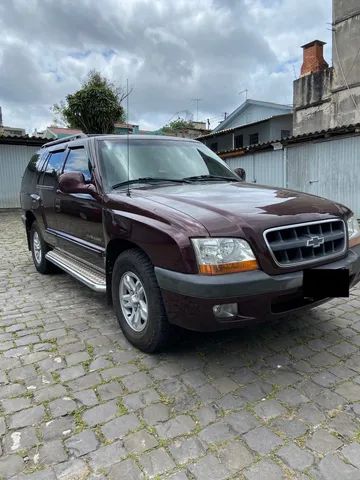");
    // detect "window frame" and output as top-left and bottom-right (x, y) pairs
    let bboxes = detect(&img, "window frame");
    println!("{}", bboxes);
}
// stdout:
(249, 133), (259, 145)
(234, 134), (243, 149)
